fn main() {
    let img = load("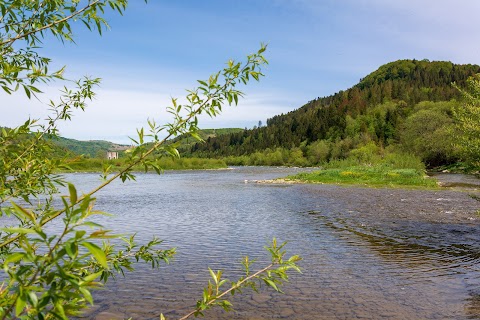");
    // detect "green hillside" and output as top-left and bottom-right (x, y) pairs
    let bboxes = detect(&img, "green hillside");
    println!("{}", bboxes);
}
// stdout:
(48, 136), (131, 158)
(0, 127), (76, 159)
(190, 59), (480, 169)
(46, 128), (243, 159)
